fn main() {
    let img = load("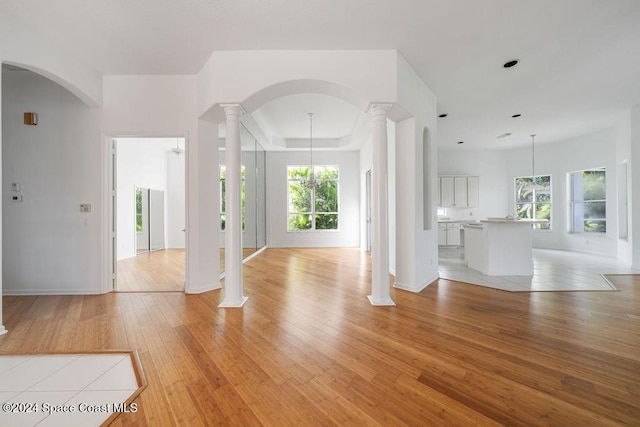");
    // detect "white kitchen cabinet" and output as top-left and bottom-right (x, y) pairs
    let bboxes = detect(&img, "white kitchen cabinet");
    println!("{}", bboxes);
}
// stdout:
(446, 223), (461, 245)
(439, 177), (454, 208)
(454, 177), (468, 207)
(438, 223), (447, 245)
(467, 176), (479, 207)
(438, 222), (461, 246)
(438, 175), (479, 208)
